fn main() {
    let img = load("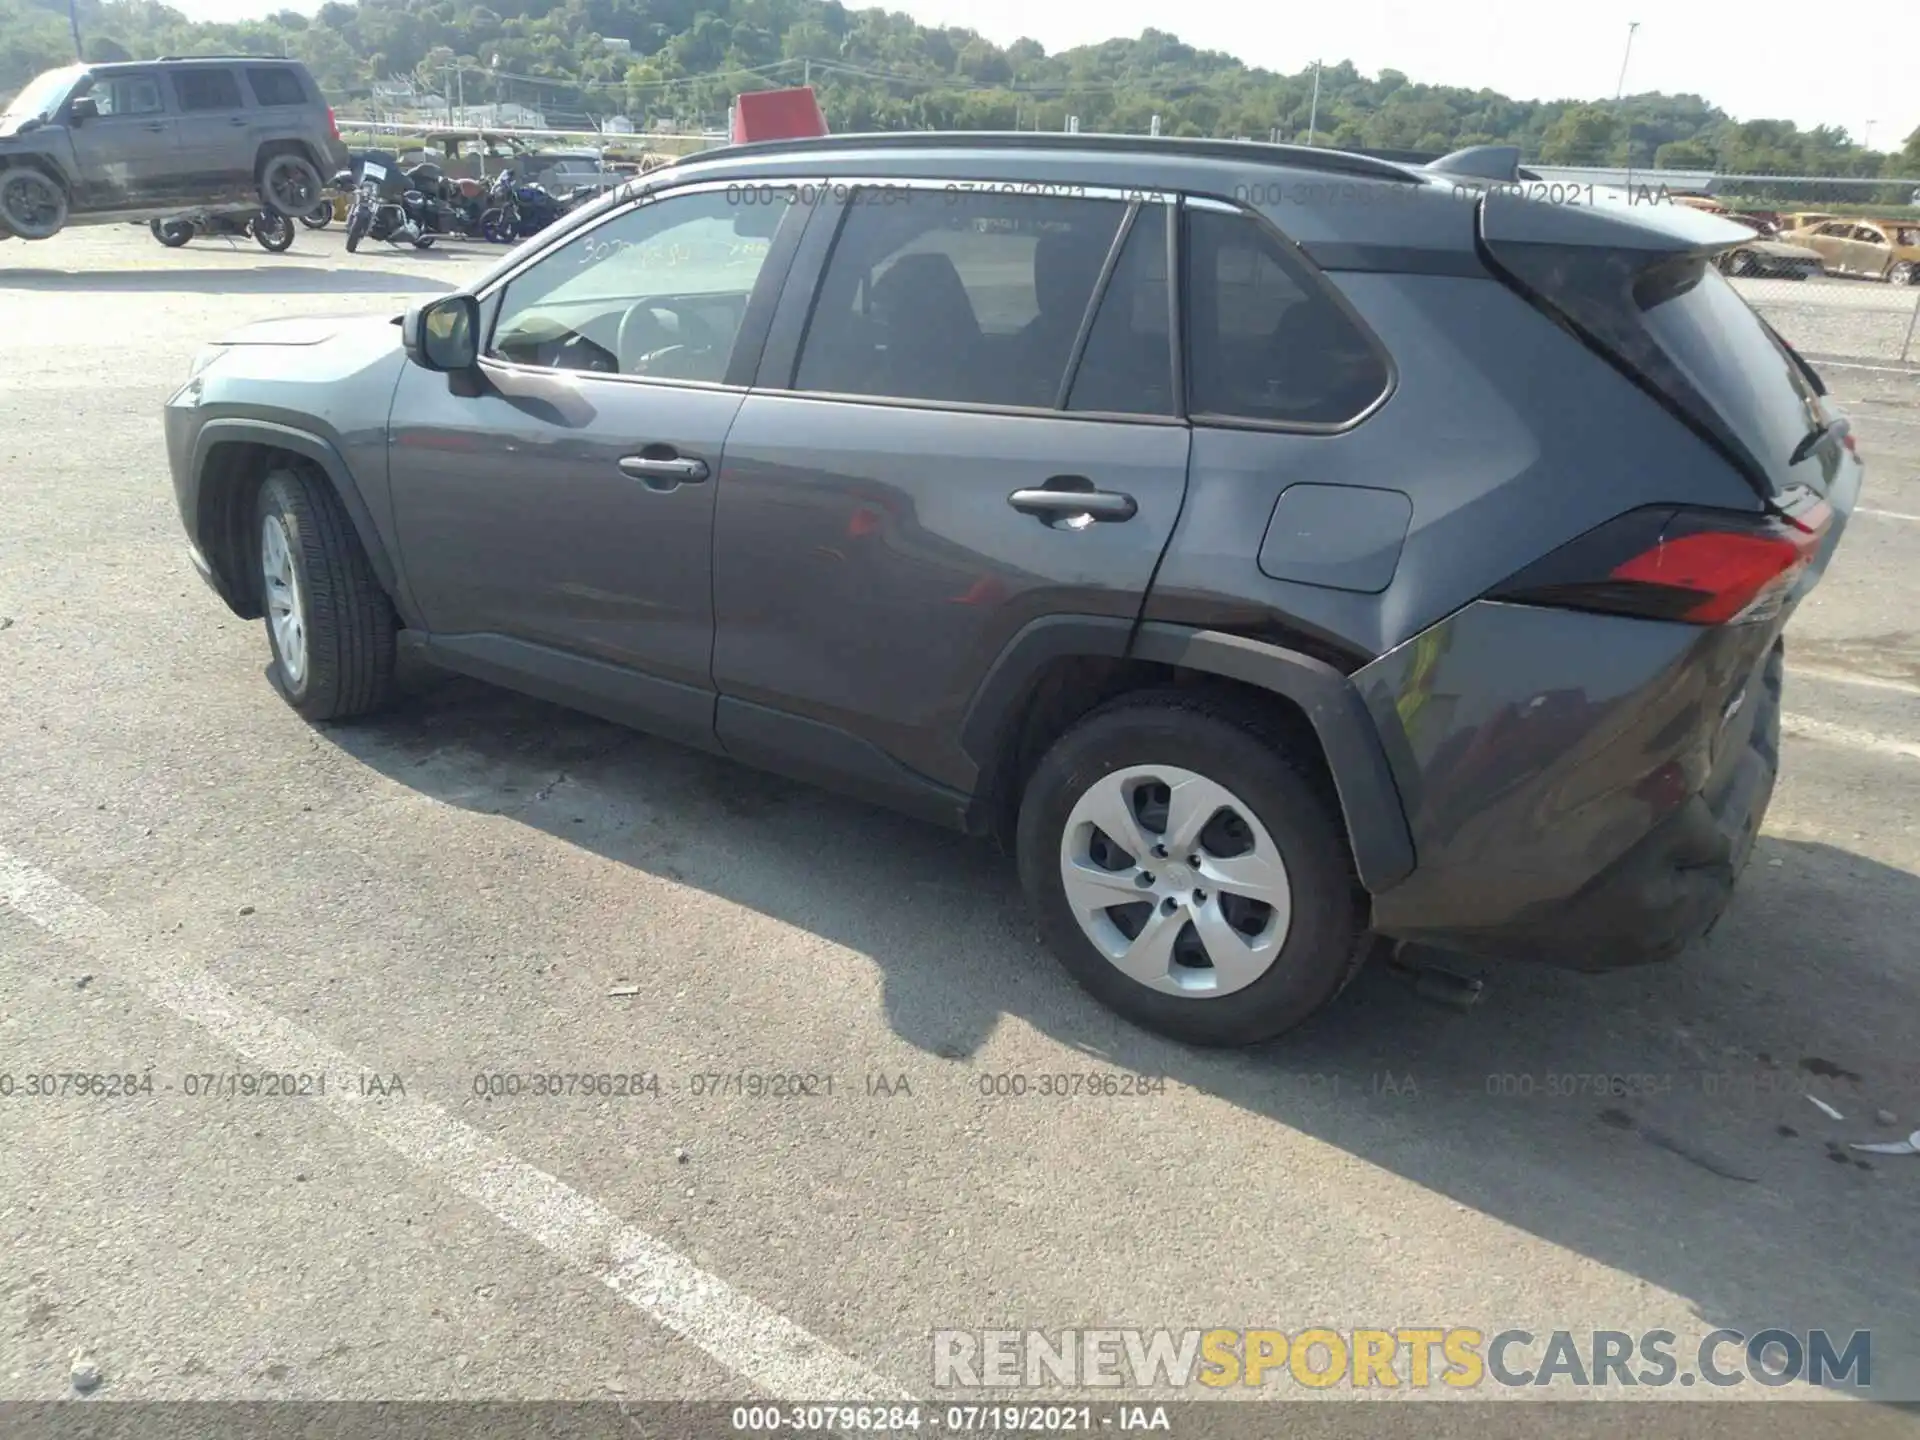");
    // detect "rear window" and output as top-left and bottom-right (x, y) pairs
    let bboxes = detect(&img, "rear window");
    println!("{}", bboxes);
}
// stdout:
(1635, 259), (1827, 494)
(246, 67), (307, 107)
